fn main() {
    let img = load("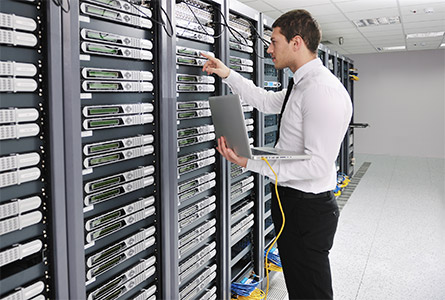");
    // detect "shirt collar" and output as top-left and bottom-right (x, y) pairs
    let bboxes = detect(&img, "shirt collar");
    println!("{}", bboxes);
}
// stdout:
(291, 58), (323, 86)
